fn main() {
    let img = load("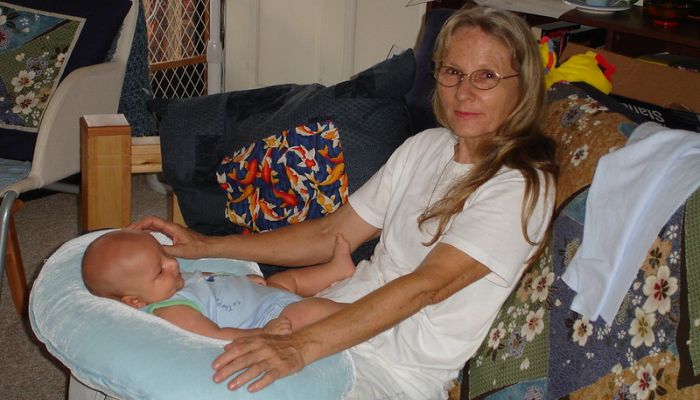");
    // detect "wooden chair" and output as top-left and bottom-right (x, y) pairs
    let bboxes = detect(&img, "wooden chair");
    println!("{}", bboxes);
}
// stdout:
(0, 198), (27, 315)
